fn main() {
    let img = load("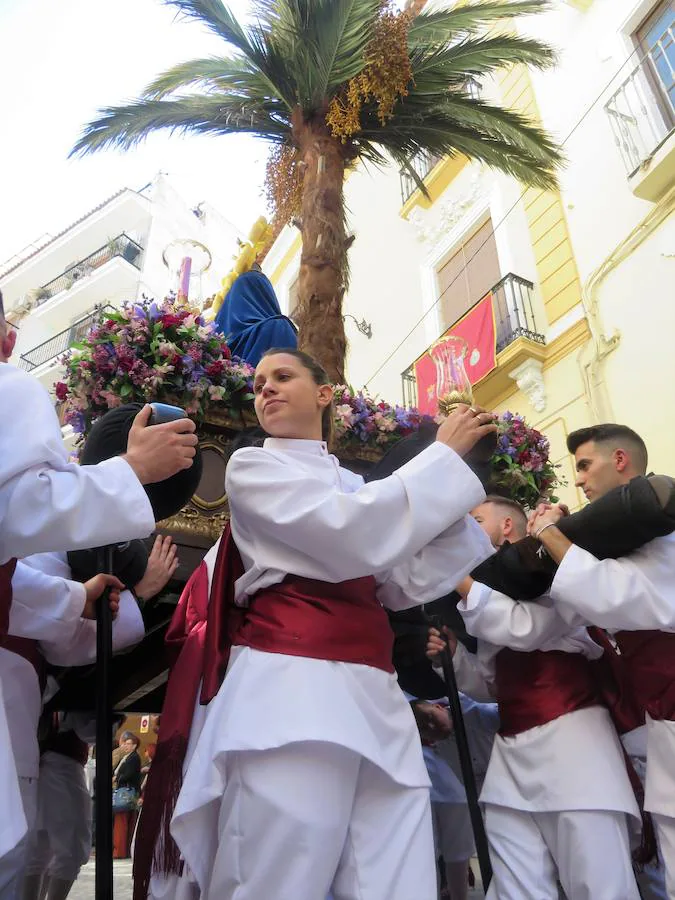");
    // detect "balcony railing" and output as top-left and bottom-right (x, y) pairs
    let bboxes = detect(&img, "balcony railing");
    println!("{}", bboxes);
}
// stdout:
(605, 25), (674, 175)
(33, 234), (142, 308)
(400, 151), (444, 204)
(18, 304), (113, 372)
(401, 272), (544, 407)
(399, 79), (481, 203)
